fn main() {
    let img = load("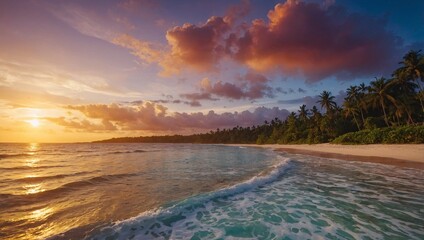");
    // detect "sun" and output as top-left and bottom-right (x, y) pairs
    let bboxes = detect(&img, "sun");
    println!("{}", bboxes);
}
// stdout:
(28, 119), (40, 128)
